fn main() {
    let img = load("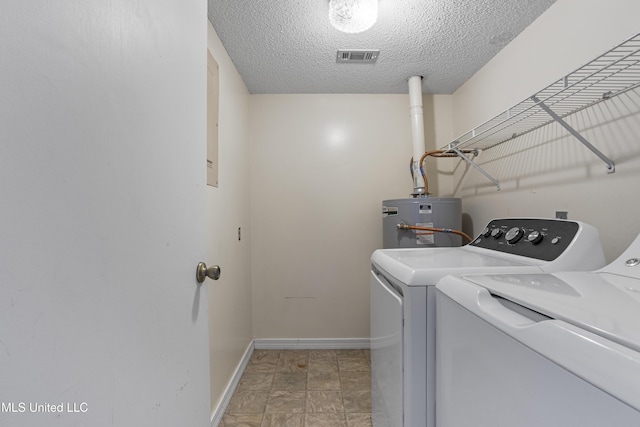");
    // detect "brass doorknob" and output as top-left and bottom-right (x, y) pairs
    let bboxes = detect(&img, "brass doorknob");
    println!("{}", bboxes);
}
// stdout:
(196, 262), (221, 283)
